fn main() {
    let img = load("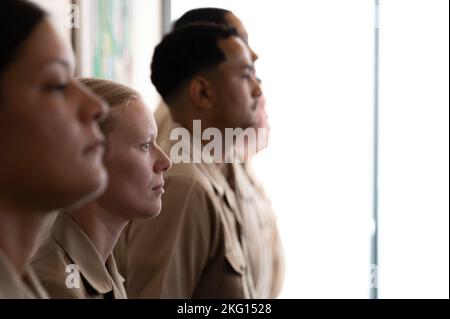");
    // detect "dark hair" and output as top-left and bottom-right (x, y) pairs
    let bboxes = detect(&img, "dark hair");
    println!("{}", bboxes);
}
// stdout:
(151, 23), (238, 104)
(0, 0), (47, 78)
(173, 8), (231, 30)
